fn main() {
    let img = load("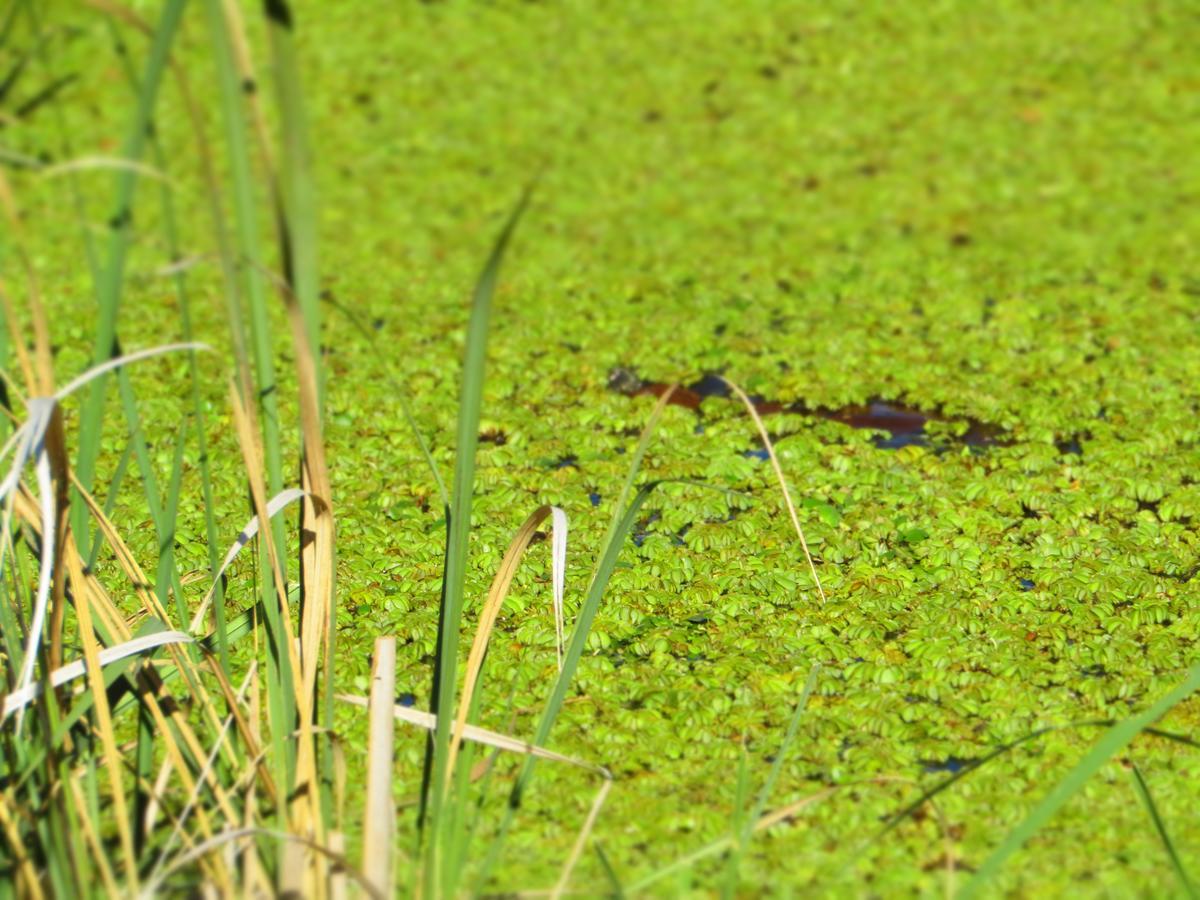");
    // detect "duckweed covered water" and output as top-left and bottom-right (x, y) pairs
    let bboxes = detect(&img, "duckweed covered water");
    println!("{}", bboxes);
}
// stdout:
(12, 0), (1200, 893)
